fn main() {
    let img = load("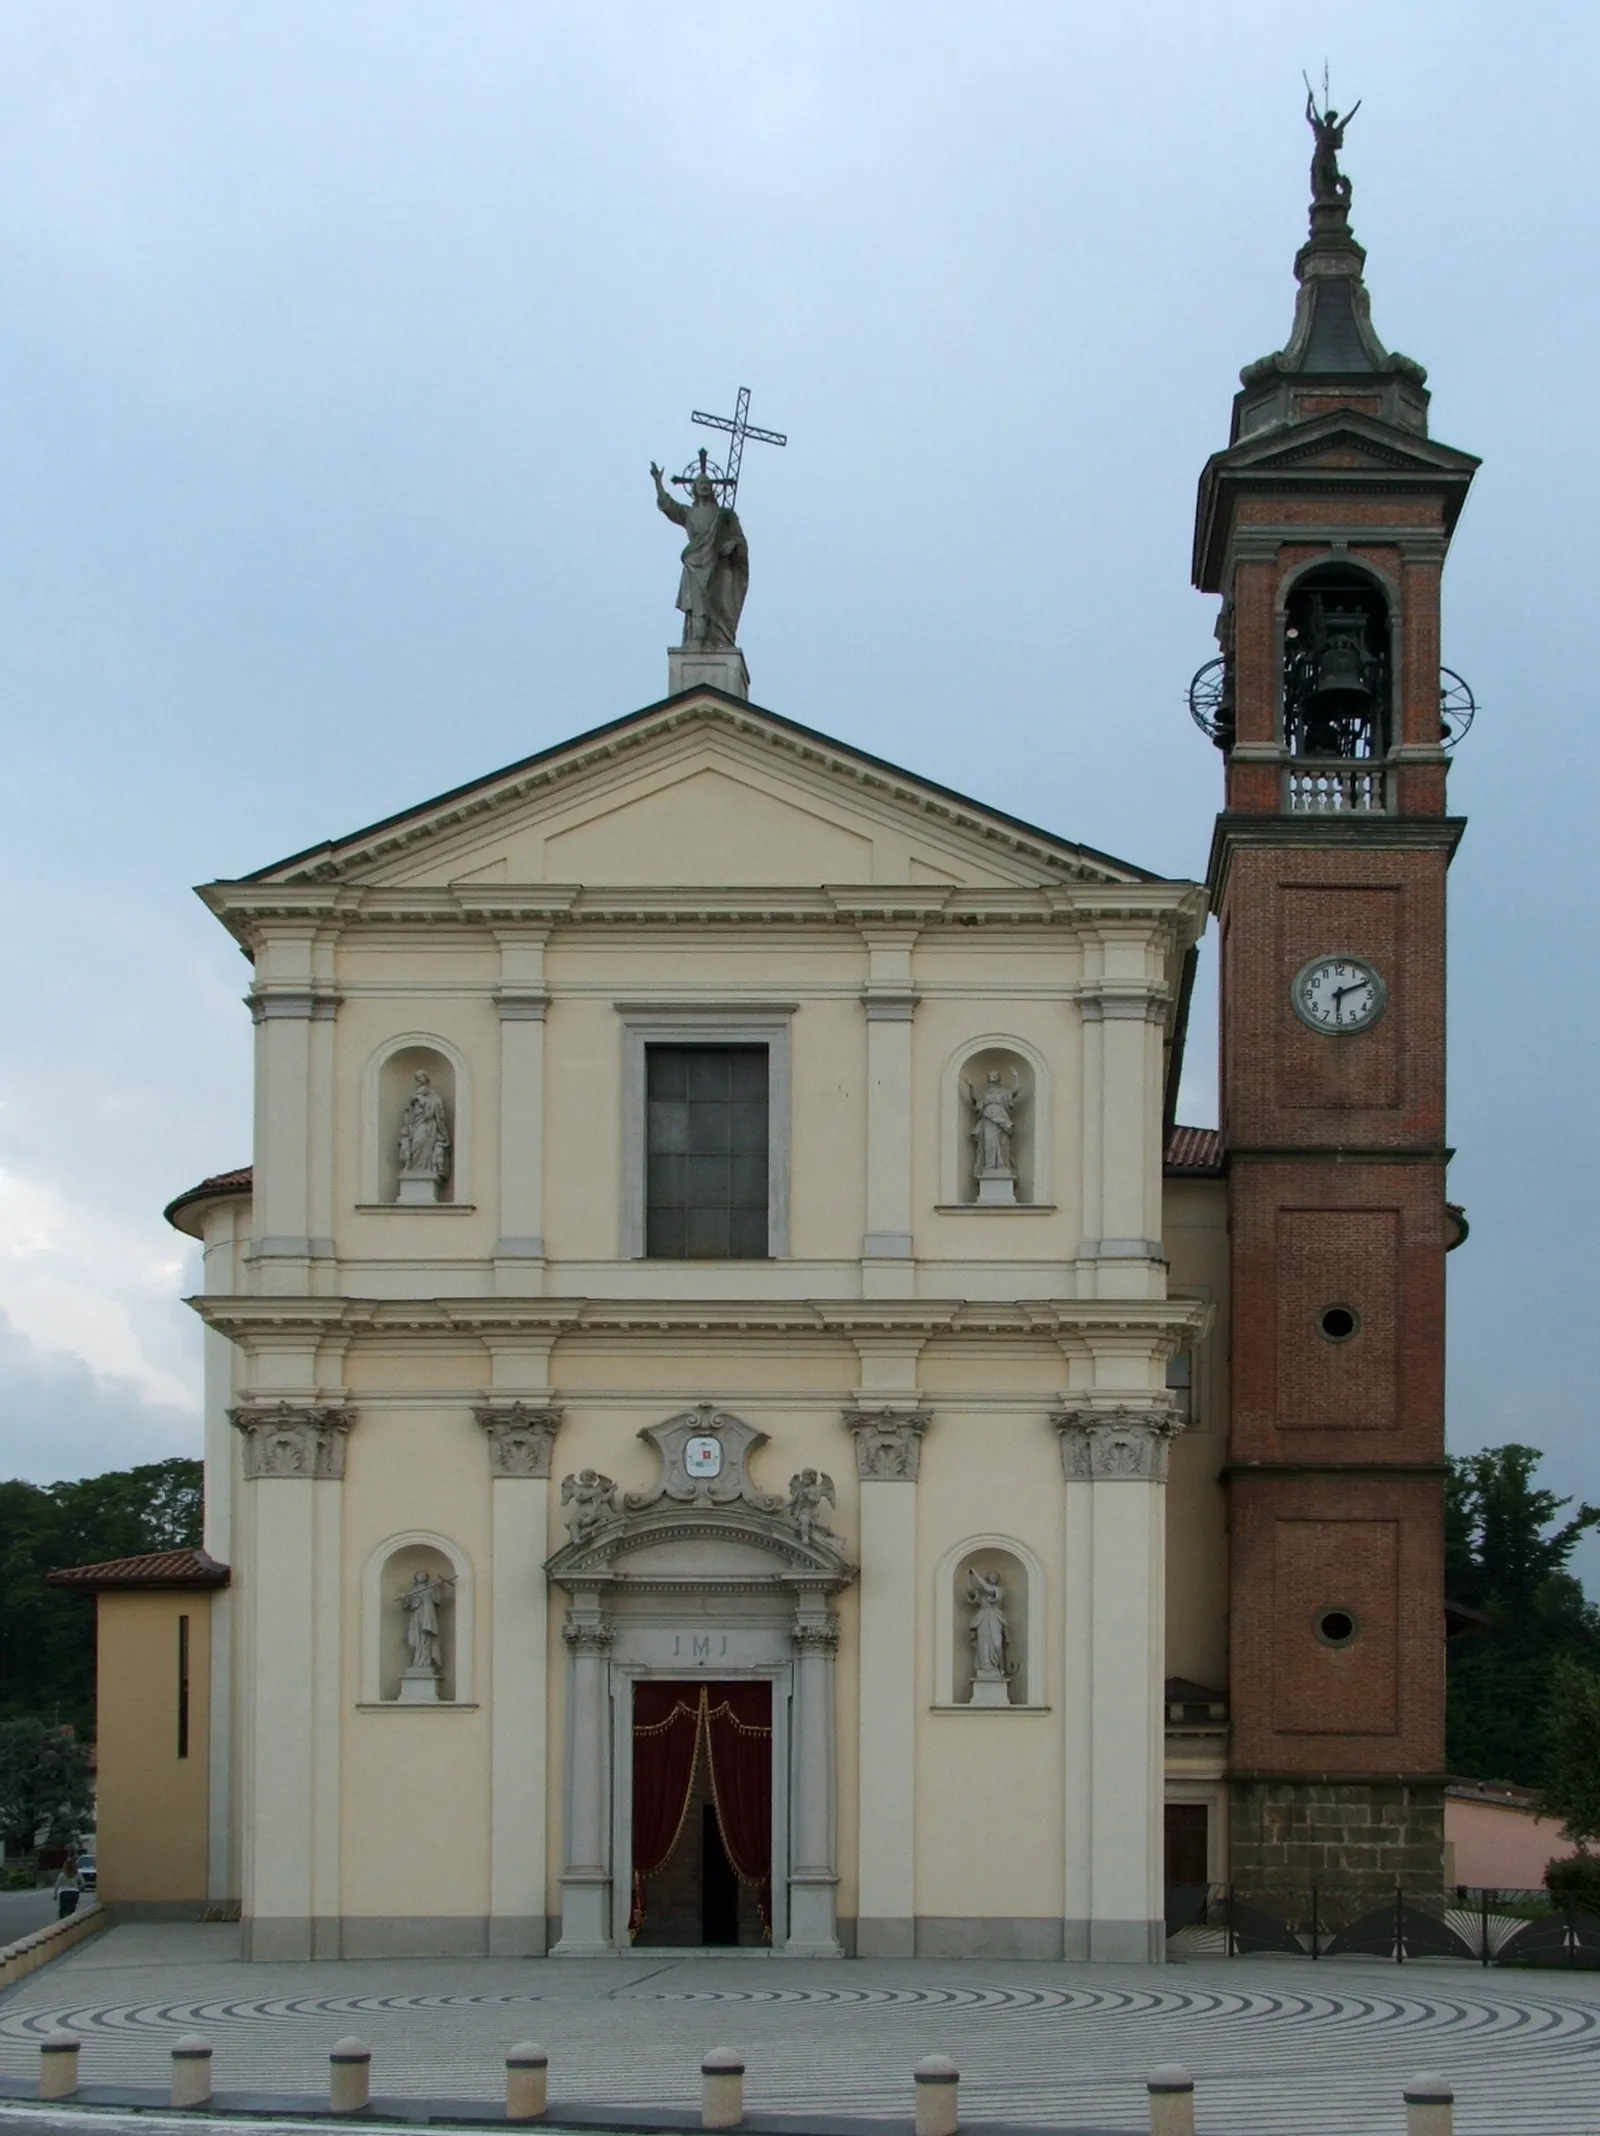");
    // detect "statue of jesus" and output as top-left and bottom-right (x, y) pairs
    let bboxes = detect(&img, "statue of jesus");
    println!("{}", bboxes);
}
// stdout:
(651, 458), (749, 649)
